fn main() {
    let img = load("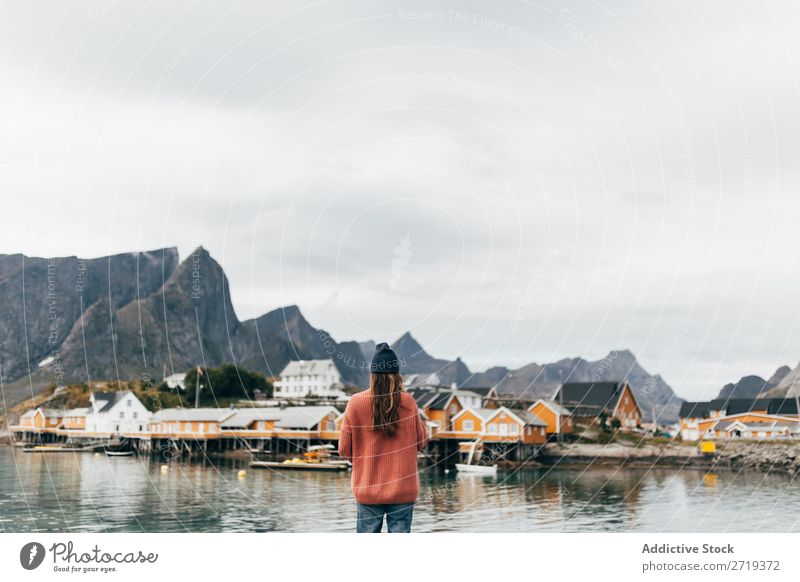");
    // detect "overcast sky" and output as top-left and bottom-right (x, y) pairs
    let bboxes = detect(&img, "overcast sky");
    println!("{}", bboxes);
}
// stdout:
(2, 0), (800, 399)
